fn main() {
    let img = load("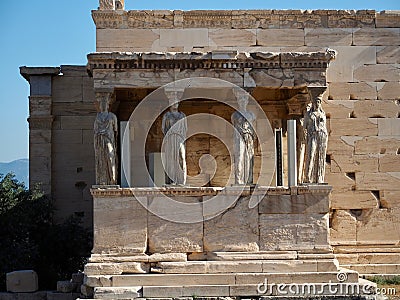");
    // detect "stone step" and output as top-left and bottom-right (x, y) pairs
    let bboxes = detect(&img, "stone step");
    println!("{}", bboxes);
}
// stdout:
(364, 273), (400, 279)
(94, 287), (141, 299)
(89, 251), (336, 264)
(206, 251), (298, 260)
(89, 252), (187, 263)
(205, 251), (335, 261)
(334, 246), (400, 254)
(341, 263), (400, 274)
(336, 252), (400, 264)
(109, 270), (360, 287)
(85, 258), (339, 276)
(151, 259), (339, 274)
(142, 281), (376, 298)
(85, 262), (149, 276)
(90, 279), (376, 299)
